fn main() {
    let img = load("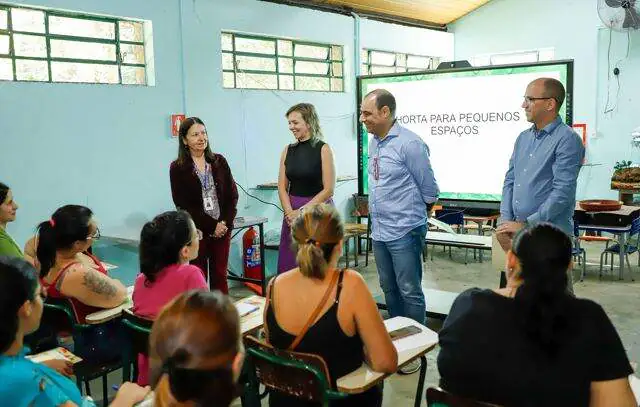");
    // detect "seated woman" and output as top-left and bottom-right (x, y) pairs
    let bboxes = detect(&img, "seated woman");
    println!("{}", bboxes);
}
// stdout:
(36, 205), (127, 361)
(0, 182), (32, 264)
(0, 256), (150, 407)
(264, 203), (397, 407)
(438, 223), (636, 407)
(132, 210), (208, 385)
(148, 290), (244, 407)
